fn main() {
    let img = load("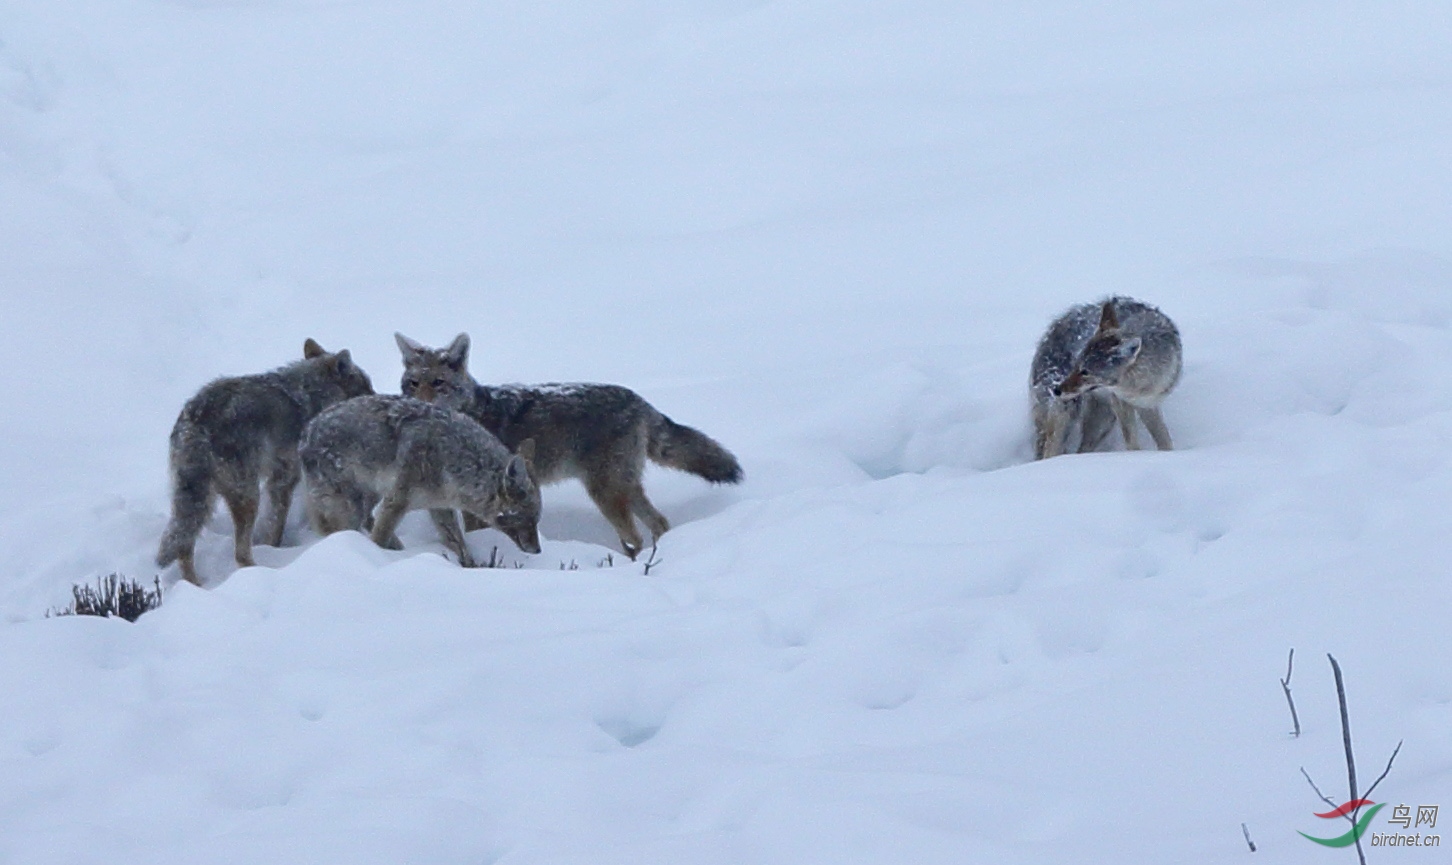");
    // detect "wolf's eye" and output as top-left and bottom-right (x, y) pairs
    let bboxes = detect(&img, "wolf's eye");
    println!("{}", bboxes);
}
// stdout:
(405, 378), (418, 389)
(431, 378), (445, 388)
